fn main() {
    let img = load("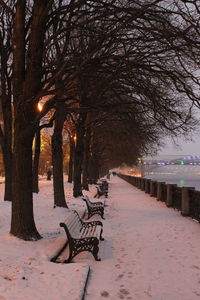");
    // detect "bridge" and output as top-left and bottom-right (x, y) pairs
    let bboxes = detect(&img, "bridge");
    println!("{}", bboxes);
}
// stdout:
(119, 155), (200, 177)
(143, 155), (200, 166)
(140, 155), (200, 176)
